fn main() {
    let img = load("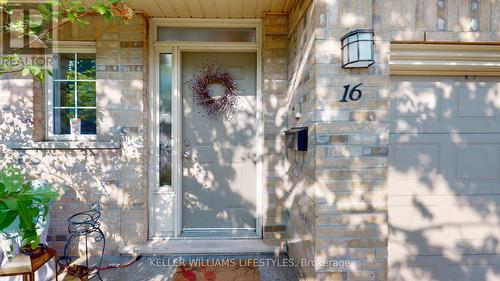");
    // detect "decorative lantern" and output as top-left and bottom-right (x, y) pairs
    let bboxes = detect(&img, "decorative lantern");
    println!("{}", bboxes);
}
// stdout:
(340, 29), (375, 68)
